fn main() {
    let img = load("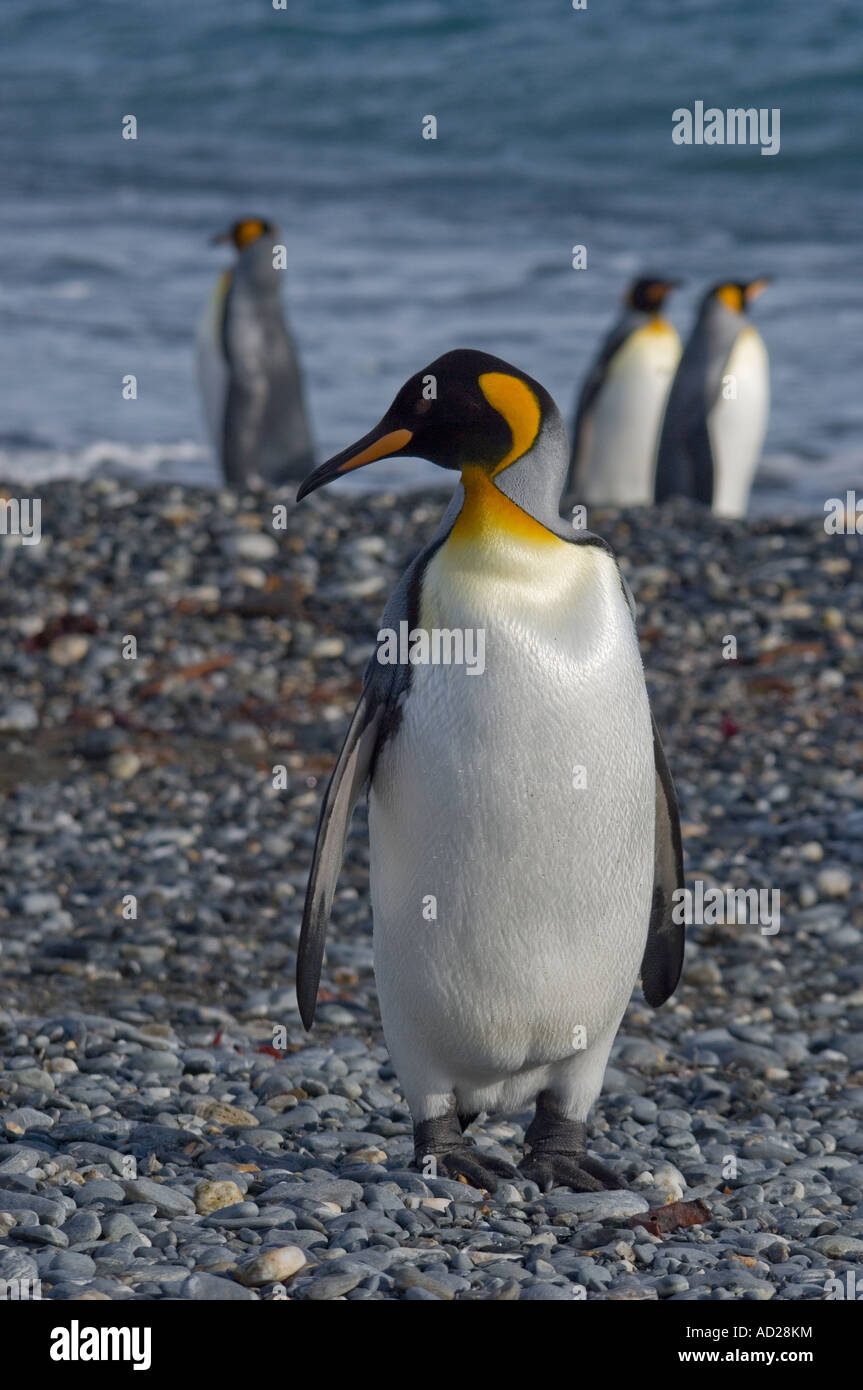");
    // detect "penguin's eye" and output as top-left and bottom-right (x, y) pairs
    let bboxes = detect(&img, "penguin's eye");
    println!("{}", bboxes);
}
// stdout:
(415, 398), (432, 416)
